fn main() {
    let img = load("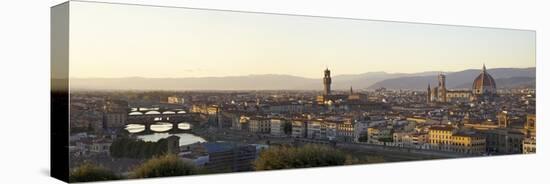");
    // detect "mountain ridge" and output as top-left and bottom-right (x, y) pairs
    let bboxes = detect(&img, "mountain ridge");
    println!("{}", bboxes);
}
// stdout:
(368, 67), (535, 90)
(69, 67), (535, 91)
